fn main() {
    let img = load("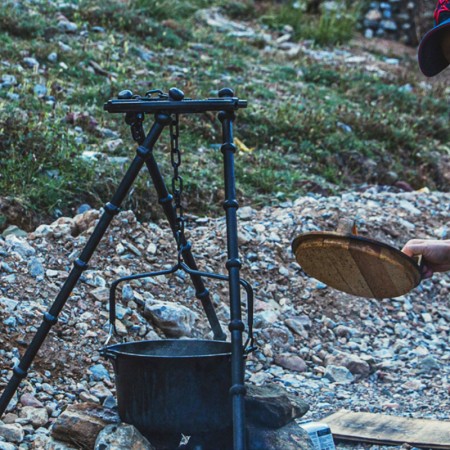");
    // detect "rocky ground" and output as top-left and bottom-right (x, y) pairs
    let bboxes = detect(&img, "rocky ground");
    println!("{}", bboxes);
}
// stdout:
(0, 185), (449, 449)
